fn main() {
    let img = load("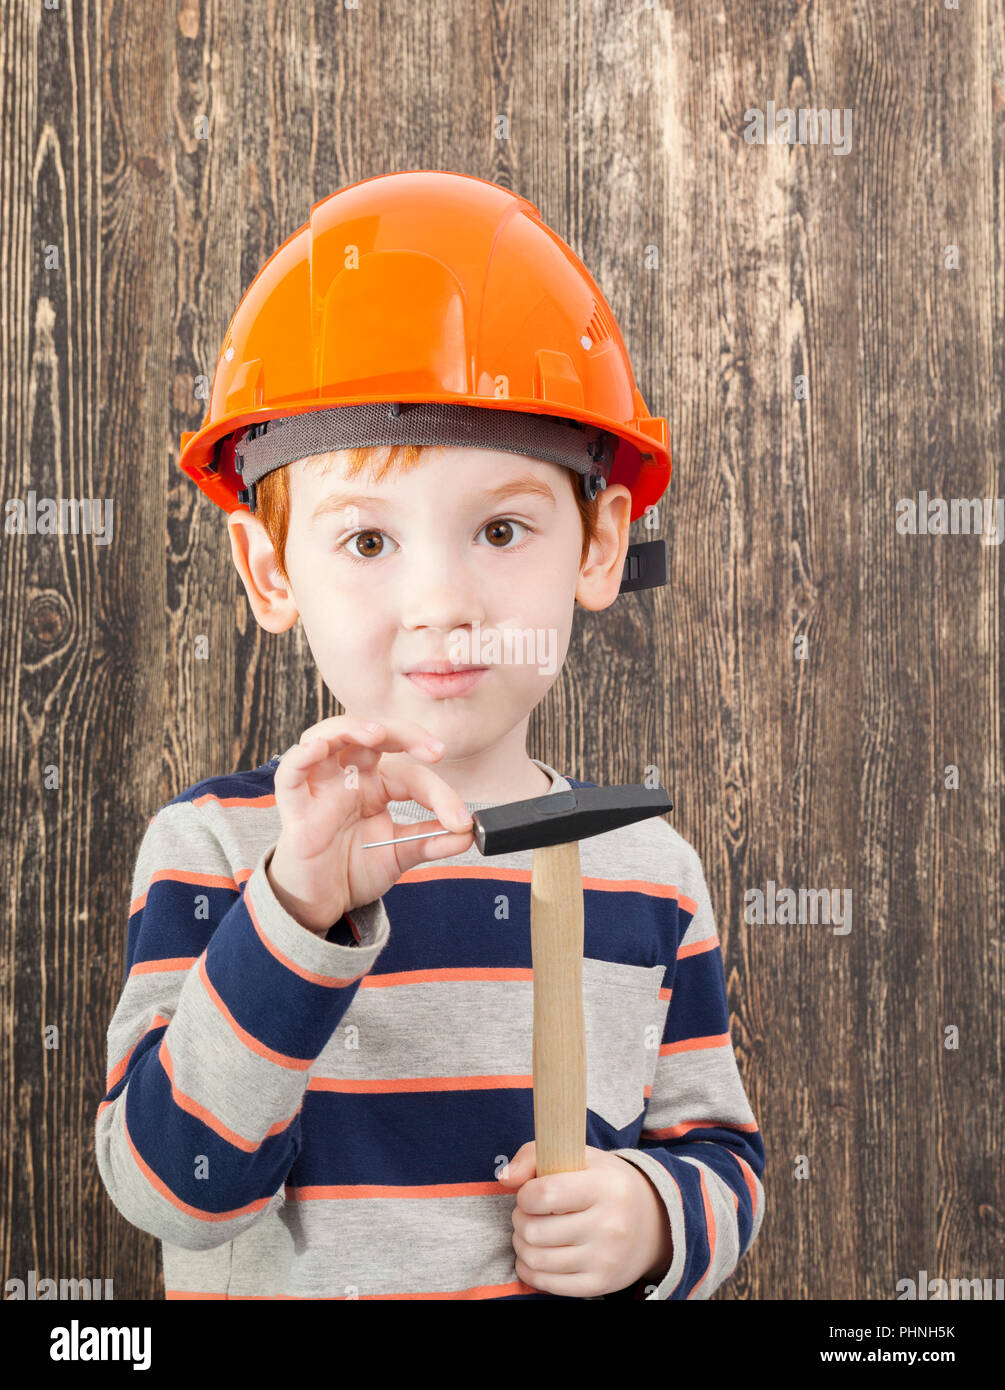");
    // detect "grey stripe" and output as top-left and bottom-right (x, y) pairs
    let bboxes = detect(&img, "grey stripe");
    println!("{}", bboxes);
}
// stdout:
(161, 1195), (526, 1298)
